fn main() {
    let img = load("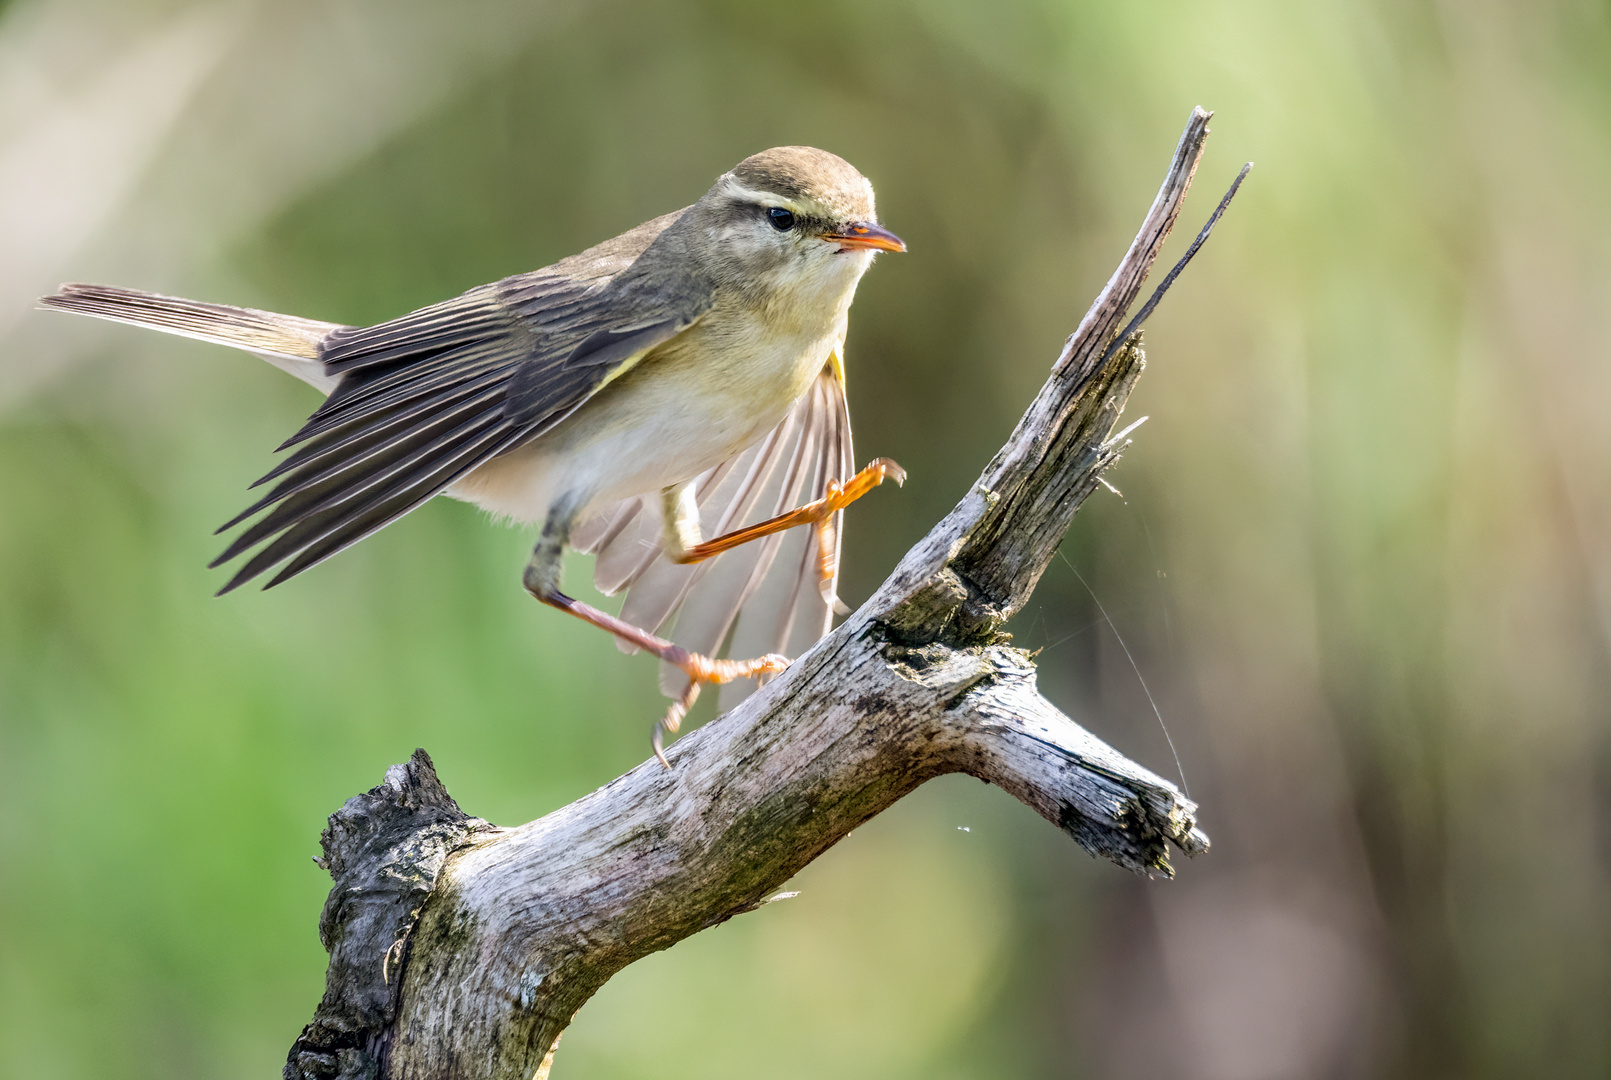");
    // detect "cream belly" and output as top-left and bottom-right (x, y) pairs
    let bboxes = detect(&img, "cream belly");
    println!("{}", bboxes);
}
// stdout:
(450, 308), (845, 528)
